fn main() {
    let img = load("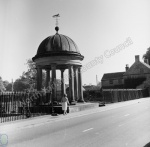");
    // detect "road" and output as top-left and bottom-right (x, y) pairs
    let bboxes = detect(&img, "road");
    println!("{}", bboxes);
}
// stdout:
(1, 98), (150, 147)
